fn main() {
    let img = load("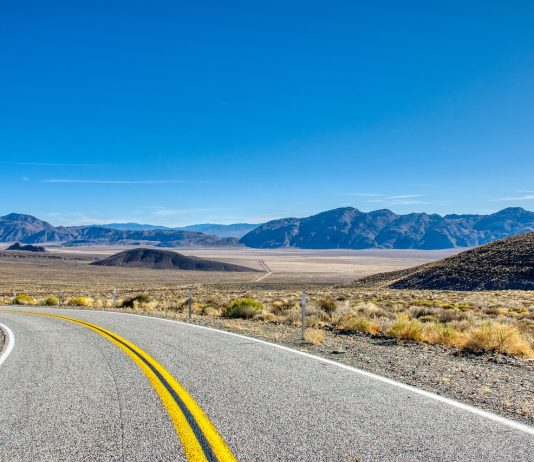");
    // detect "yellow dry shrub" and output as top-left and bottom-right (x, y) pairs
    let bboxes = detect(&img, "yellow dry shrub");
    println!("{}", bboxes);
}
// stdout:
(386, 313), (424, 341)
(201, 306), (220, 317)
(422, 322), (465, 348)
(339, 316), (382, 335)
(66, 296), (91, 307)
(270, 299), (296, 315)
(15, 294), (34, 305)
(254, 312), (277, 322)
(305, 328), (326, 345)
(463, 322), (534, 358)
